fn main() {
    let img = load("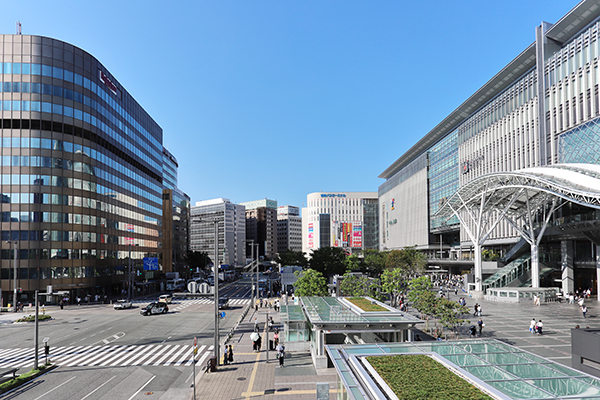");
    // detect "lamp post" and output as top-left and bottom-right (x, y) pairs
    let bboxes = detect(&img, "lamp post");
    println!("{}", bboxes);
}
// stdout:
(212, 220), (219, 365)
(6, 241), (17, 312)
(128, 244), (132, 300)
